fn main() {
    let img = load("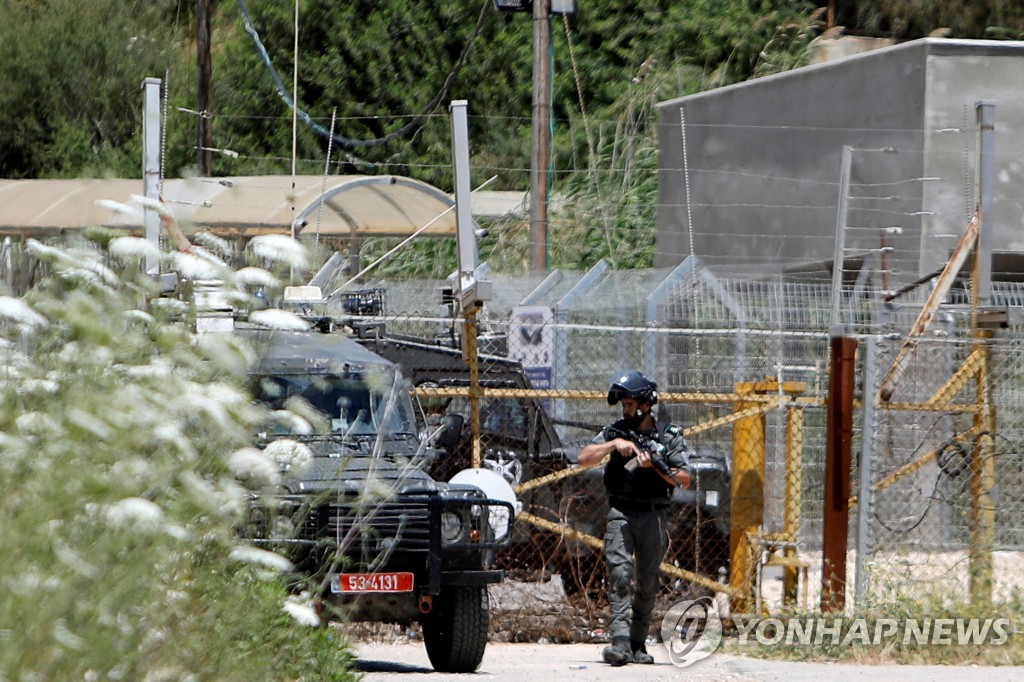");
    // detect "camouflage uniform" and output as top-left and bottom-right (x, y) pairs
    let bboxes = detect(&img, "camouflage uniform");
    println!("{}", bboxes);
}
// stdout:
(595, 415), (689, 648)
